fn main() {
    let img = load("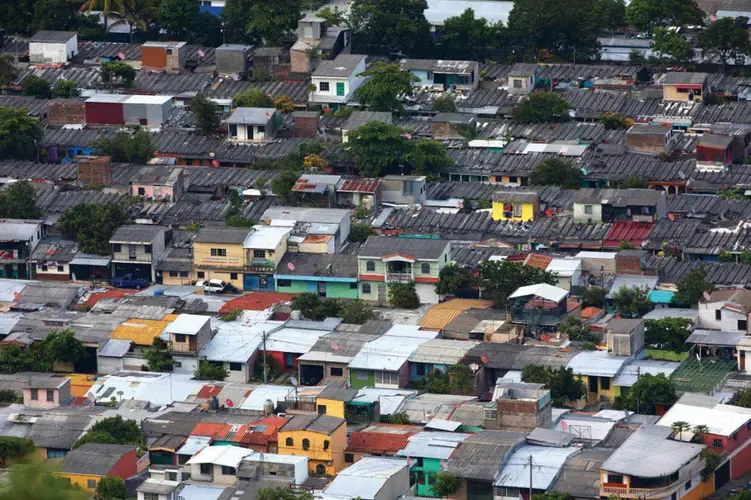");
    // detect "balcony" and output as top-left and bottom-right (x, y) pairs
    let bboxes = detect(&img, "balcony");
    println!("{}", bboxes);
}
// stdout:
(386, 272), (413, 283)
(248, 258), (276, 271)
(601, 479), (687, 499)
